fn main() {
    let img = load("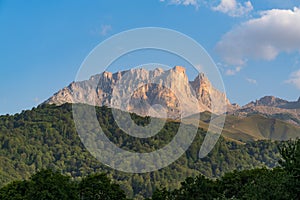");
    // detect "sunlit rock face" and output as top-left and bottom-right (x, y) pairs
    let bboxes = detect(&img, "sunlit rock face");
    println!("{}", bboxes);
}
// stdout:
(44, 66), (232, 118)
